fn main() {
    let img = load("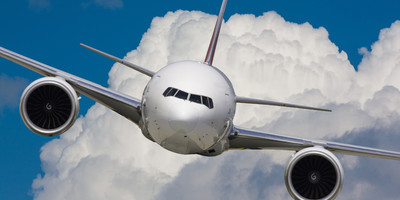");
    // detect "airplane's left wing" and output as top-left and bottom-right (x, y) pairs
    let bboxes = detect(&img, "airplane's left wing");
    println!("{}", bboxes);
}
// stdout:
(229, 126), (400, 160)
(0, 46), (142, 124)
